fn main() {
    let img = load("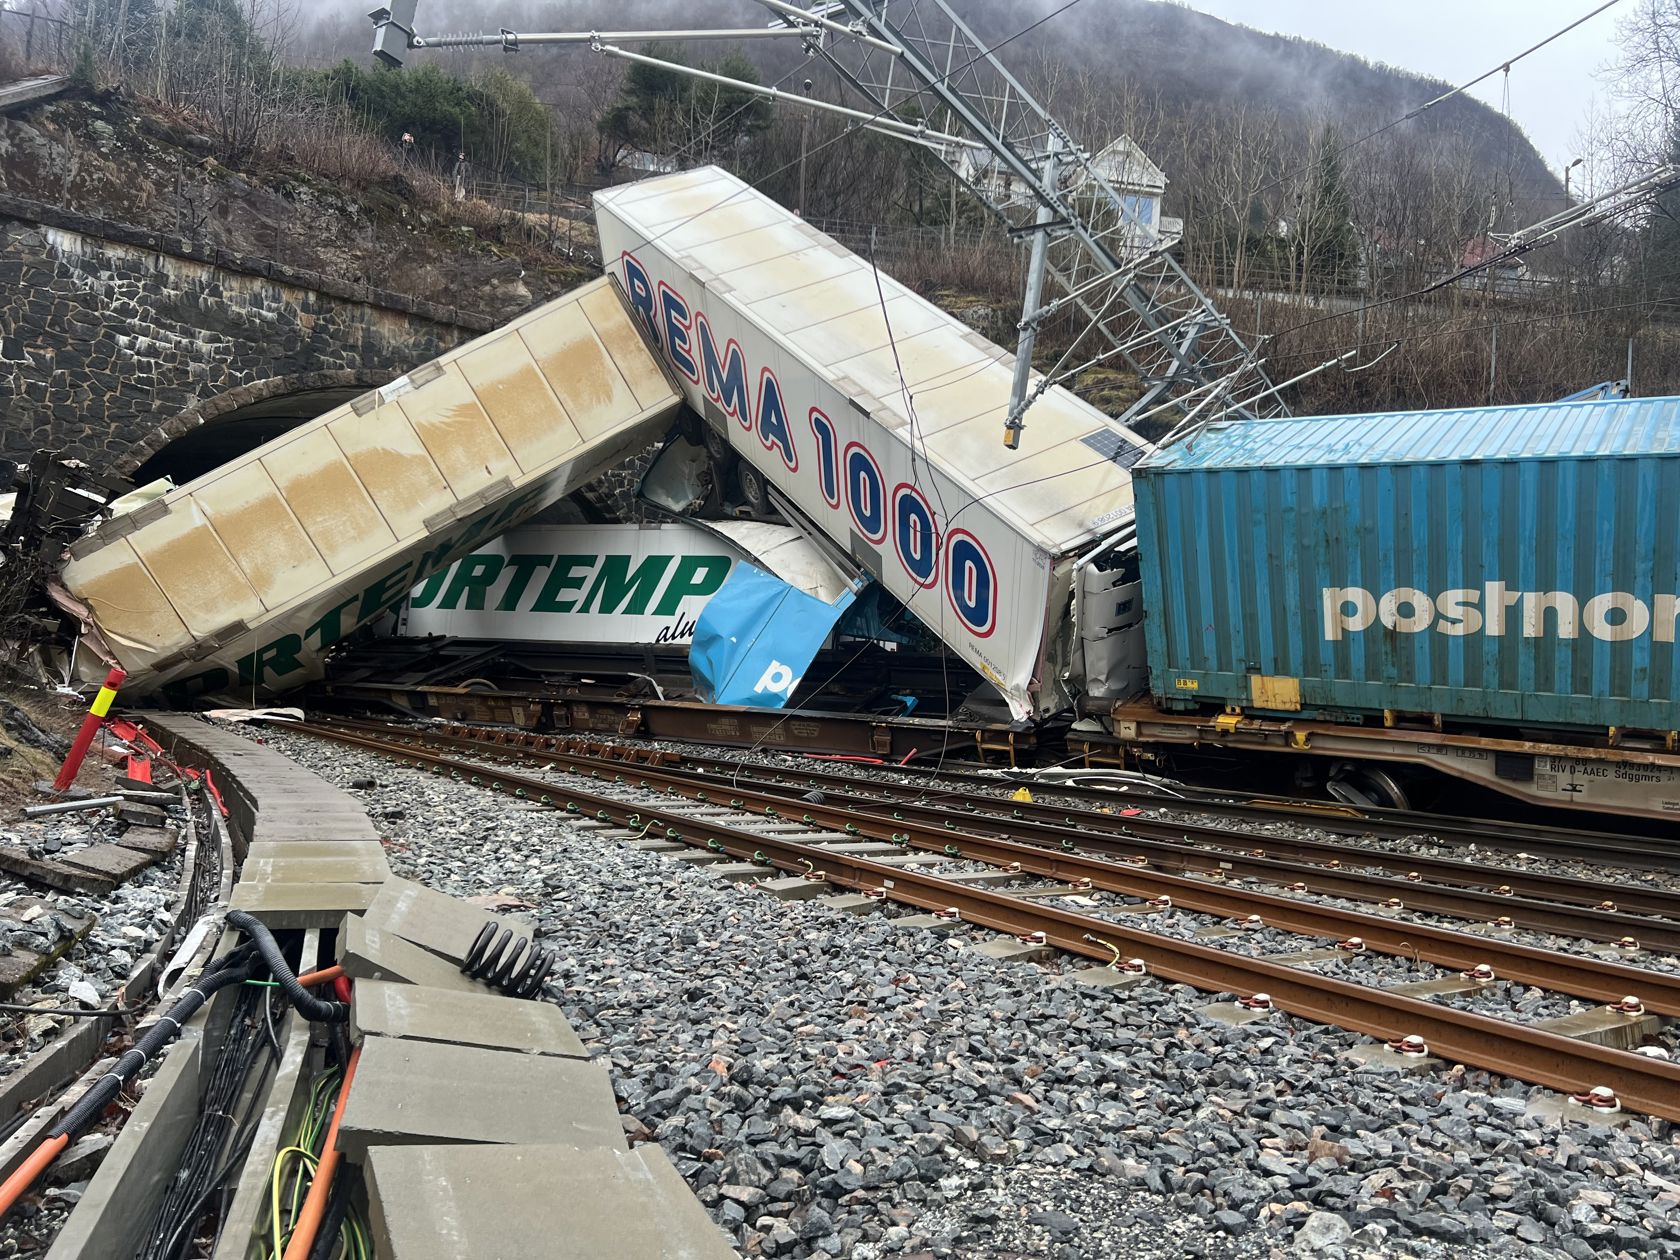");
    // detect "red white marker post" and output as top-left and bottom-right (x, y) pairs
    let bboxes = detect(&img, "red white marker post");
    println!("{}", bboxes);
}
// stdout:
(52, 667), (125, 794)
